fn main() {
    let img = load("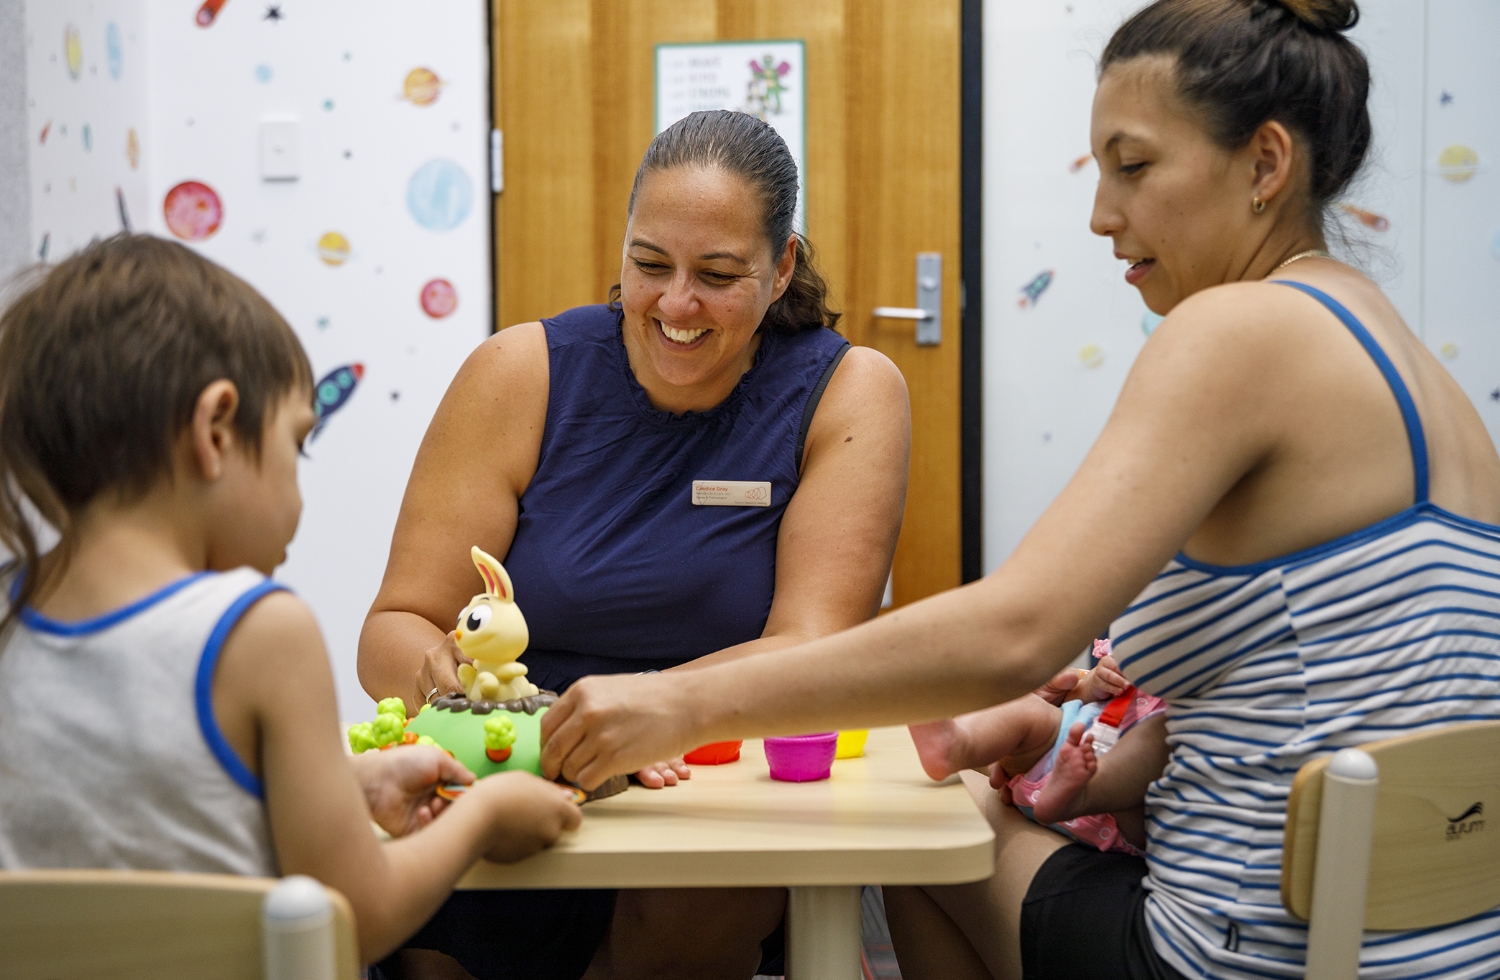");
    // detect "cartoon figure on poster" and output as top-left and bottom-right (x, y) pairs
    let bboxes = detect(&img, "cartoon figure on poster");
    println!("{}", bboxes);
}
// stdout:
(745, 55), (792, 120)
